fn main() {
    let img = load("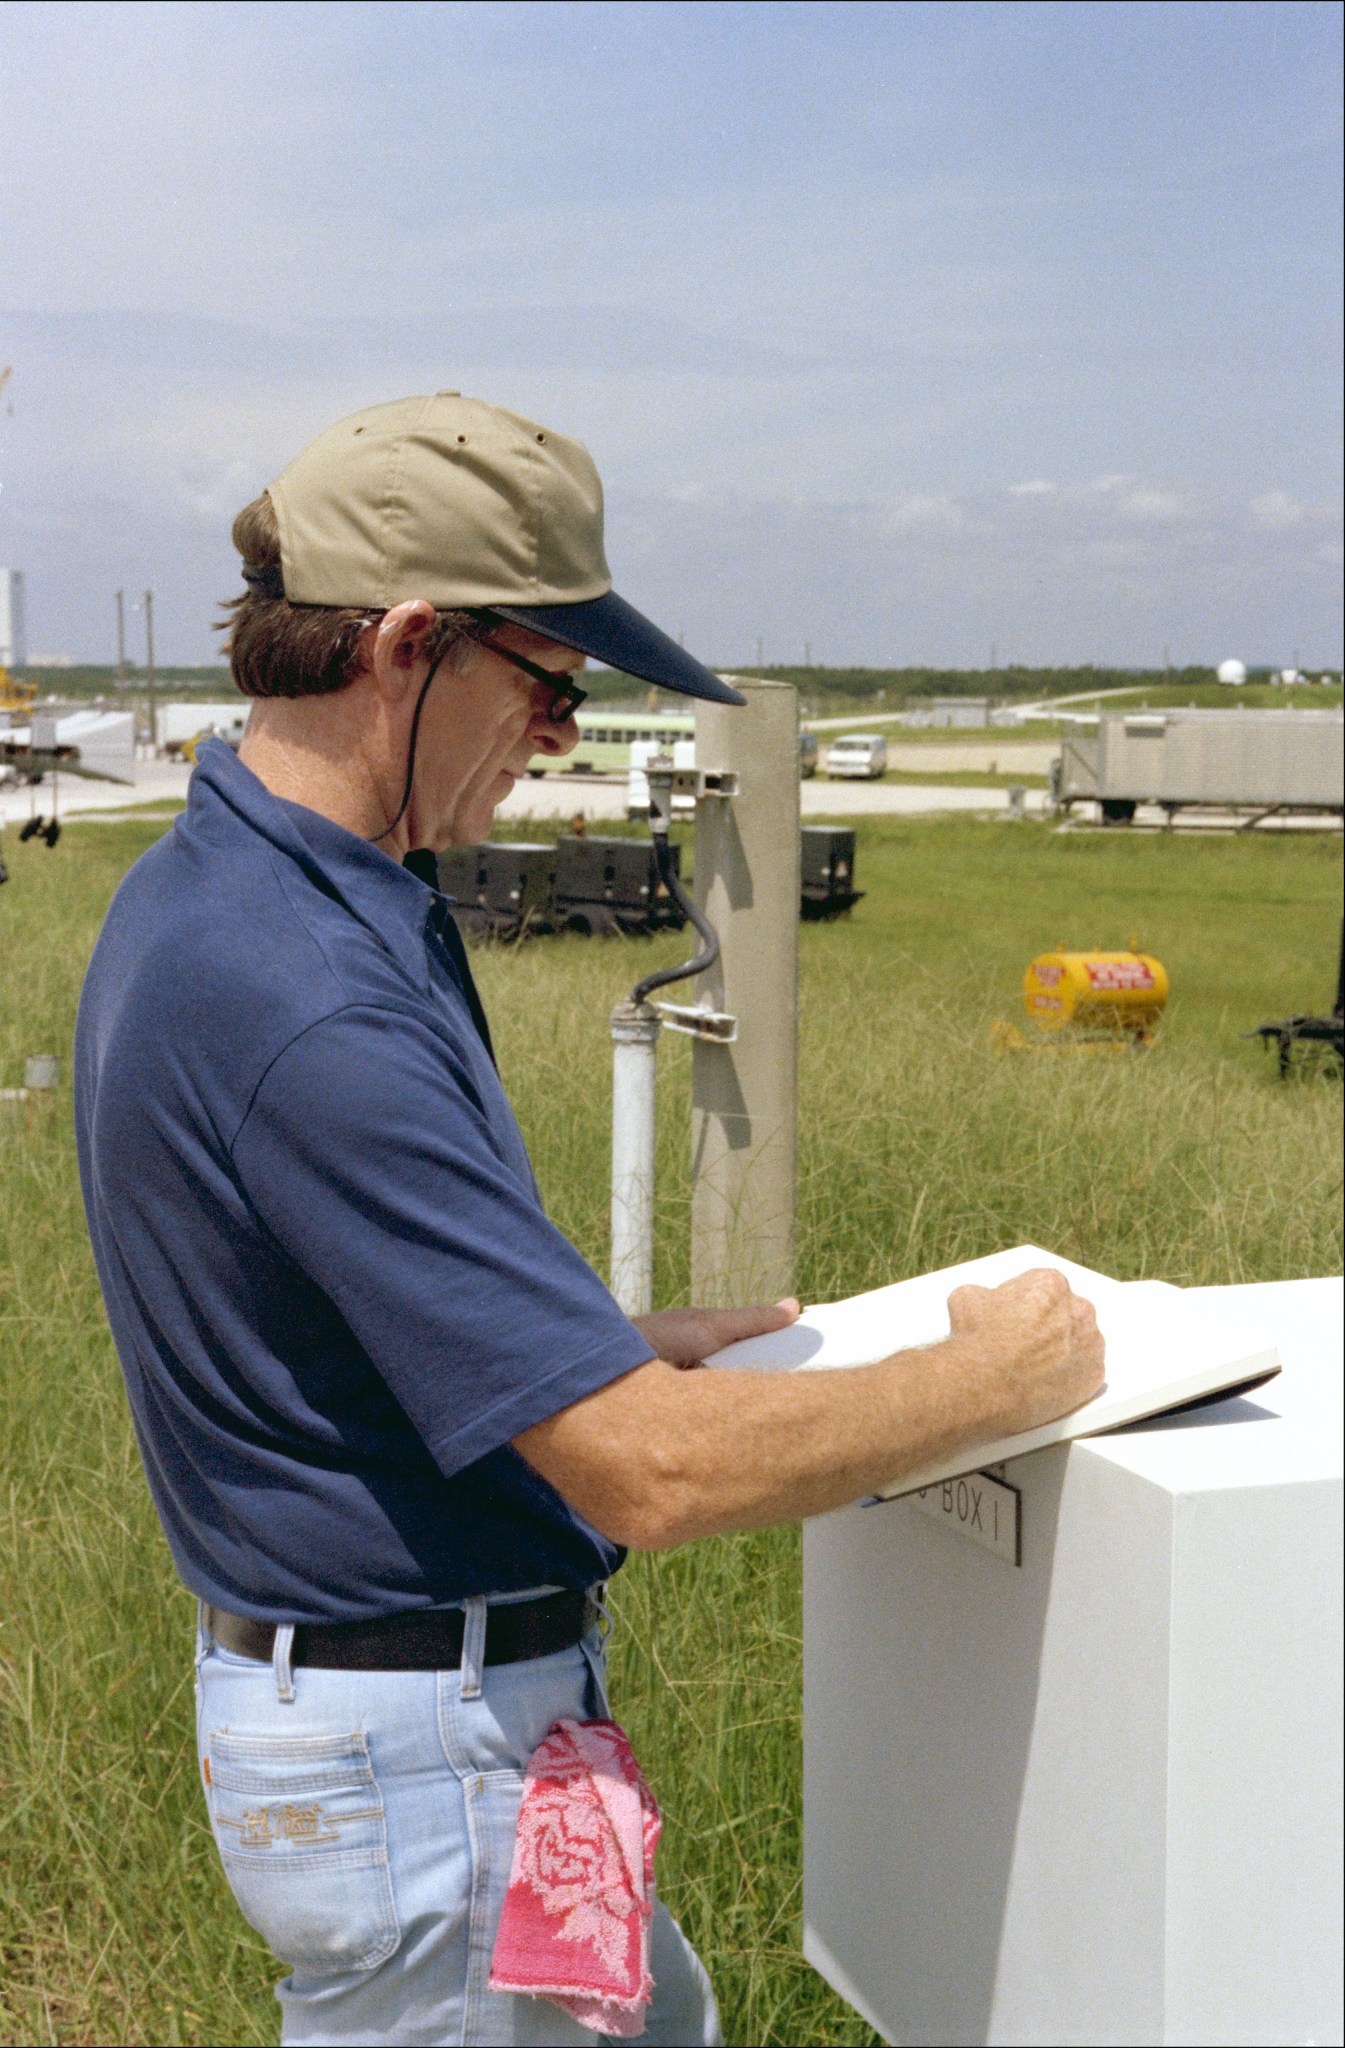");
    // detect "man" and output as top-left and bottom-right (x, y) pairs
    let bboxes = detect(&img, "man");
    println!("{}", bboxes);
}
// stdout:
(75, 393), (1103, 2047)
